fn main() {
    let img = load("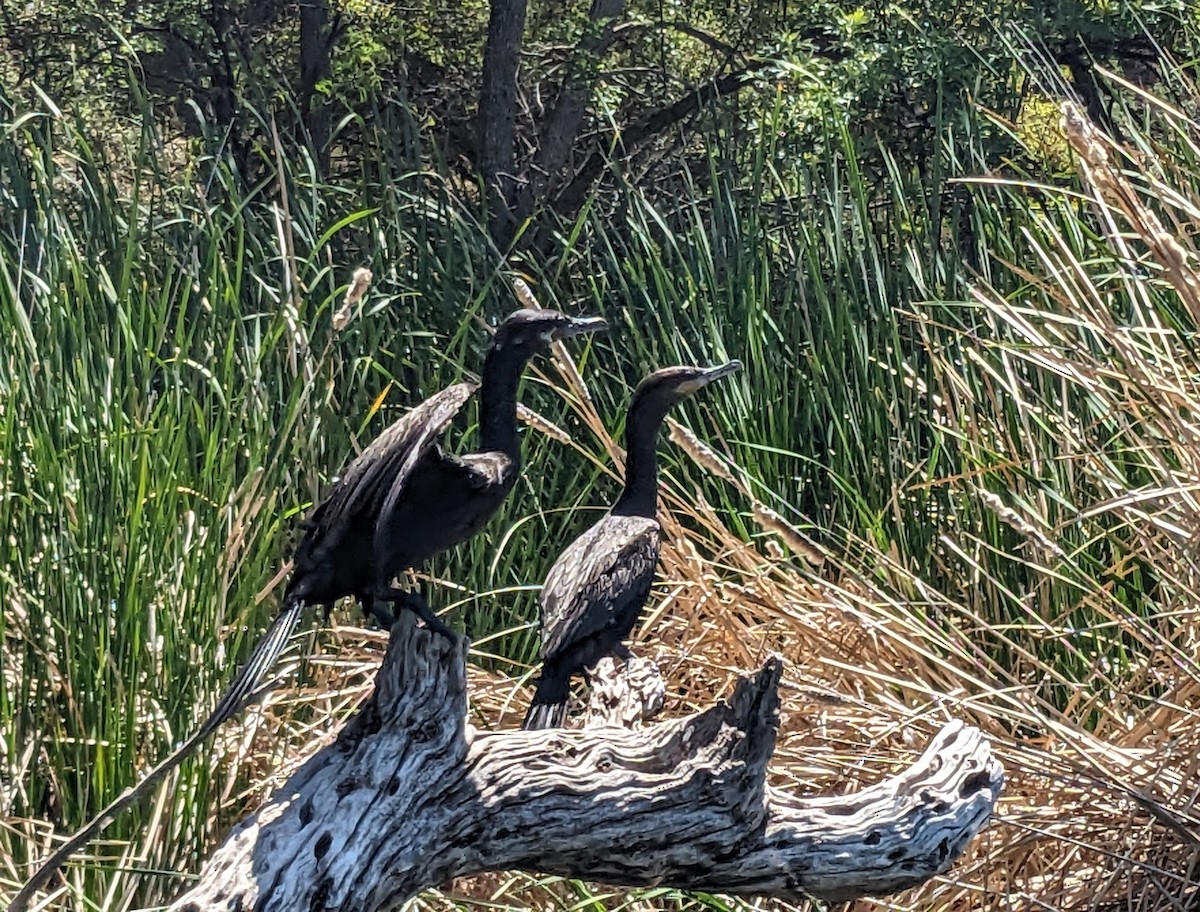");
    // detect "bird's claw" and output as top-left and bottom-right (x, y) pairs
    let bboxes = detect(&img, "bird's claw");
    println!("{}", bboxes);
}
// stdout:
(373, 587), (458, 643)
